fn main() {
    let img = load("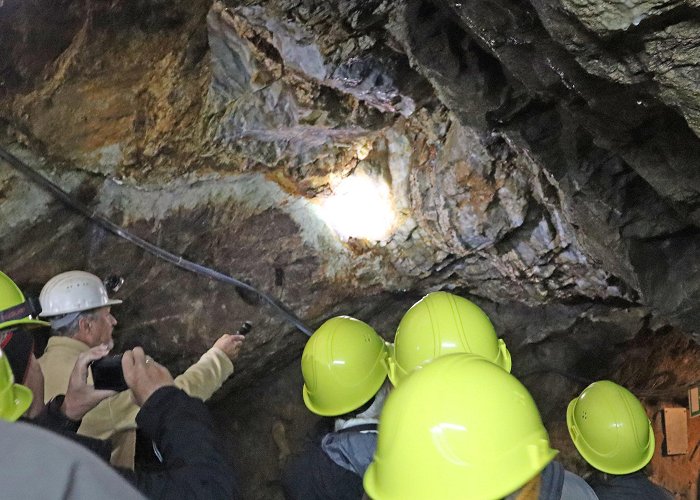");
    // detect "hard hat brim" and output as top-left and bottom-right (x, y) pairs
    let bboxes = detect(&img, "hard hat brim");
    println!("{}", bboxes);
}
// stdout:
(302, 383), (382, 417)
(302, 384), (336, 416)
(364, 437), (558, 500)
(0, 317), (50, 330)
(39, 298), (122, 317)
(363, 462), (382, 500)
(2, 384), (32, 422)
